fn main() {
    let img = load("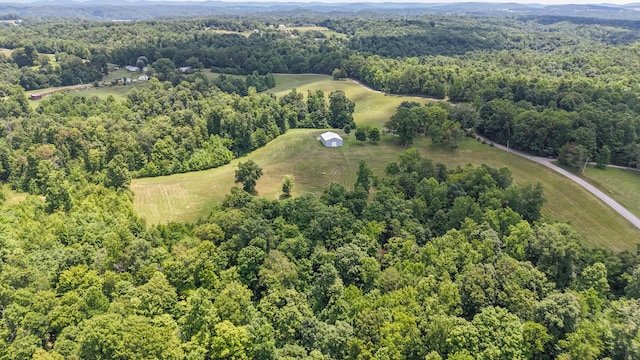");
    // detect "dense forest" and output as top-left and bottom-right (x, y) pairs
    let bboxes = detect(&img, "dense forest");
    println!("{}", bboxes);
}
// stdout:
(1, 147), (639, 359)
(1, 15), (639, 167)
(0, 75), (355, 195)
(0, 10), (639, 360)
